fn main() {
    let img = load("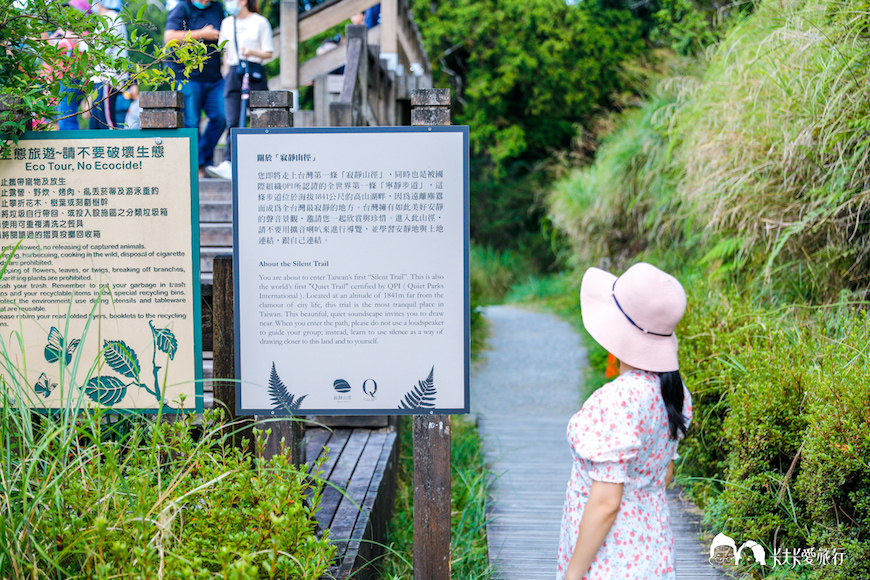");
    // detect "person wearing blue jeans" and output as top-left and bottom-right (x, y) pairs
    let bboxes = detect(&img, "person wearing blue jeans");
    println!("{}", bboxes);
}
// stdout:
(164, 0), (226, 176)
(179, 77), (226, 169)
